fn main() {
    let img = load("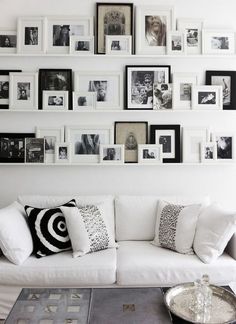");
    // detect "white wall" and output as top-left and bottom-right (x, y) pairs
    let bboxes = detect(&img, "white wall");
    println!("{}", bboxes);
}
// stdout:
(1, 0), (236, 208)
